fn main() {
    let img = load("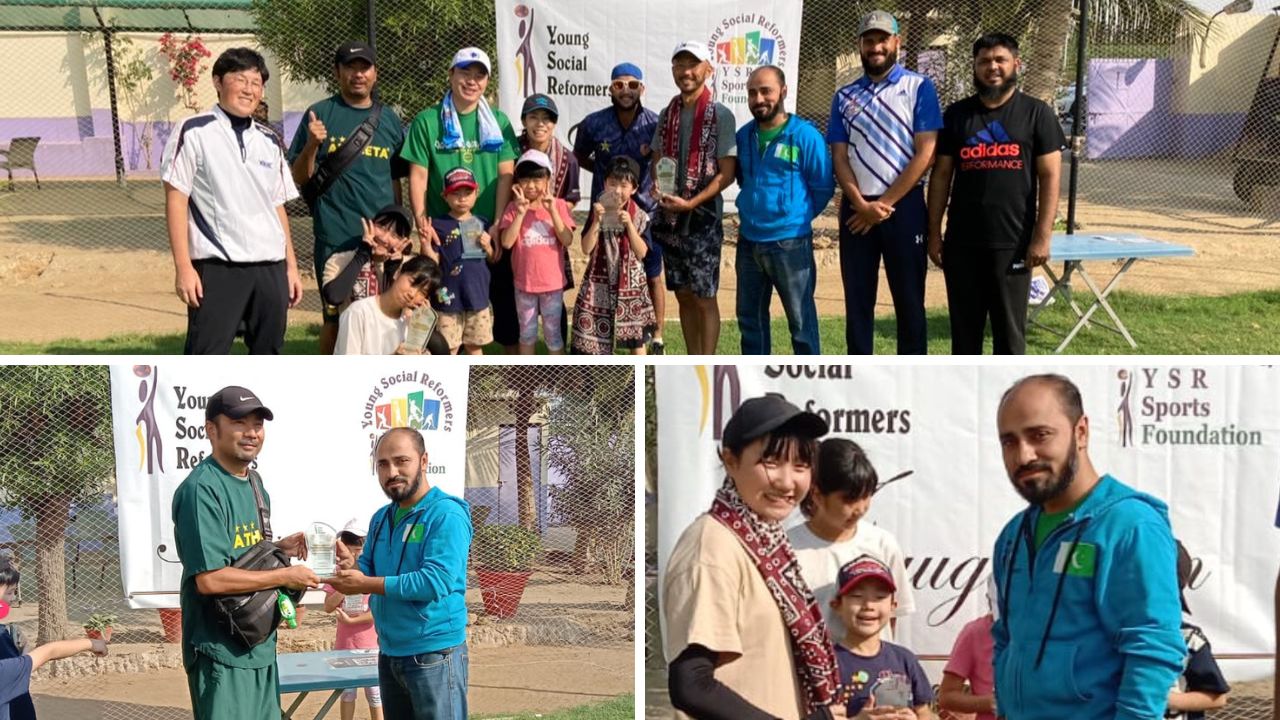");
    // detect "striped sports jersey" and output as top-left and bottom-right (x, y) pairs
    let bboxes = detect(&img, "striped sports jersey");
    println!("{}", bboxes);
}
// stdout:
(827, 64), (943, 196)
